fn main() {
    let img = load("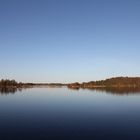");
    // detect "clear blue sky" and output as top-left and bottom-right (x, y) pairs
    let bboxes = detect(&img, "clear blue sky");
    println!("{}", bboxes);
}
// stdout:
(0, 0), (140, 83)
